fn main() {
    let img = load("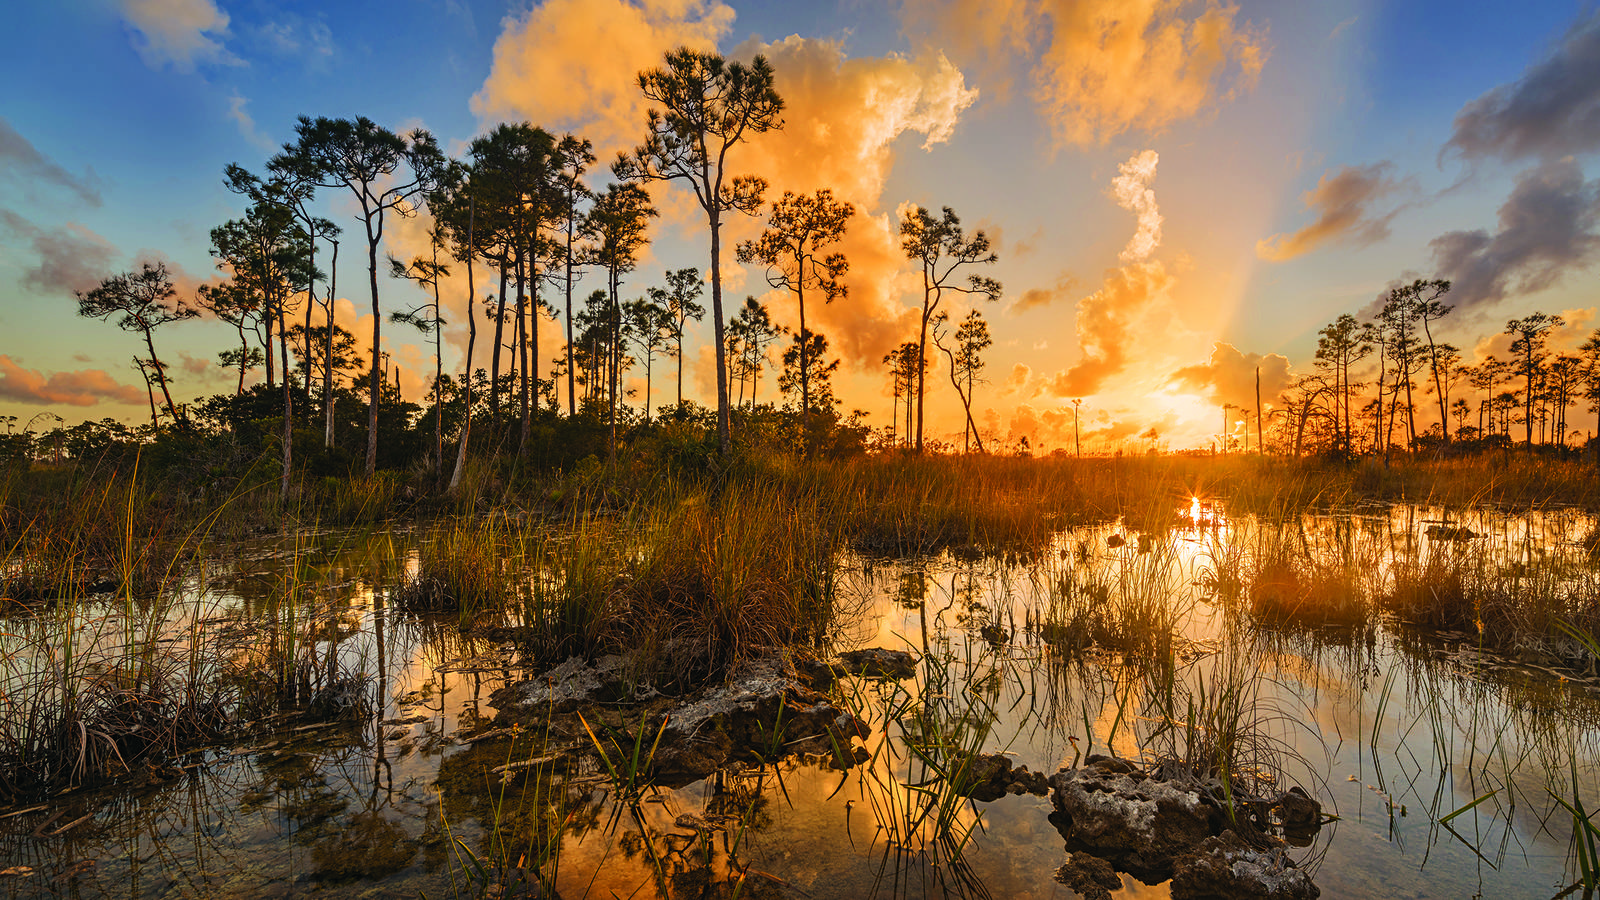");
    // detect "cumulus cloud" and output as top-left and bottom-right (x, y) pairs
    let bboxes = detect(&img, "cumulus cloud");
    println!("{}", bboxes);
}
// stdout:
(471, 0), (736, 159)
(1168, 342), (1291, 410)
(1112, 149), (1162, 261)
(1256, 162), (1406, 261)
(738, 37), (978, 367)
(117, 0), (235, 71)
(1045, 150), (1173, 397)
(470, 8), (981, 375)
(1429, 158), (1600, 308)
(0, 118), (101, 206)
(0, 356), (148, 407)
(1002, 362), (1031, 395)
(903, 0), (1268, 147)
(0, 209), (117, 295)
(1446, 8), (1600, 163)
(1046, 261), (1176, 397)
